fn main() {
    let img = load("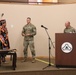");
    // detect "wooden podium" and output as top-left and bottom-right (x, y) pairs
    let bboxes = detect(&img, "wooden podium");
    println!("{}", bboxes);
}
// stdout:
(55, 33), (76, 68)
